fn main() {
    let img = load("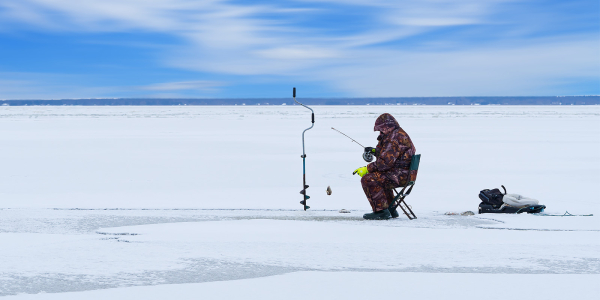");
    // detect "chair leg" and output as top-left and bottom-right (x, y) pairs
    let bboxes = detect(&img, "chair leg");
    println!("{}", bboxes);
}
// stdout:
(398, 200), (417, 220)
(397, 202), (411, 219)
(391, 196), (417, 220)
(391, 189), (417, 220)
